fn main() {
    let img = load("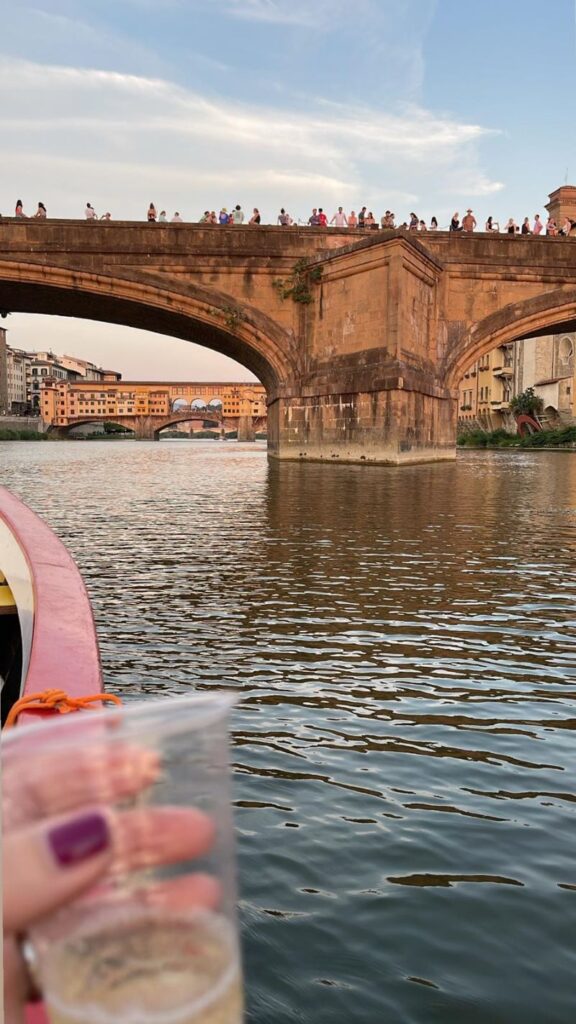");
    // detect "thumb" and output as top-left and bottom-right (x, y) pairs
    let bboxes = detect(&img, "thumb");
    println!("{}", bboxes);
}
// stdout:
(3, 809), (112, 934)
